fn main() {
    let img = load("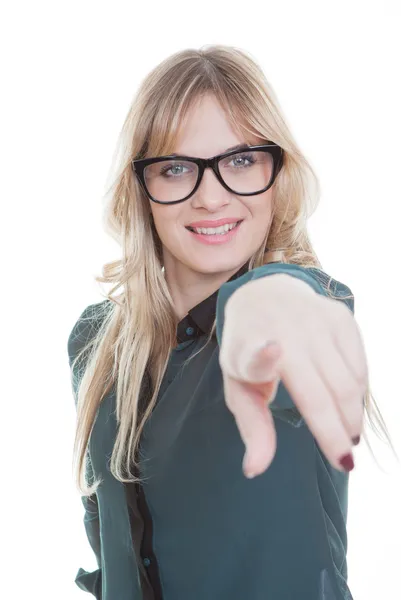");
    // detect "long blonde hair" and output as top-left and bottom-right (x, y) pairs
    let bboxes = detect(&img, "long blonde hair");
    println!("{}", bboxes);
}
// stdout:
(70, 45), (397, 497)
